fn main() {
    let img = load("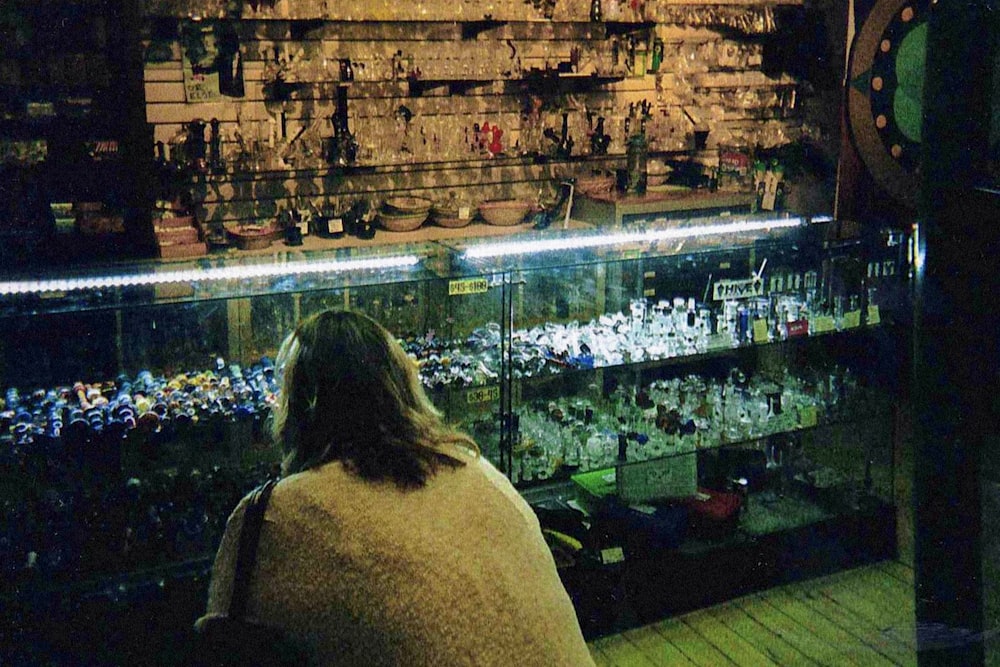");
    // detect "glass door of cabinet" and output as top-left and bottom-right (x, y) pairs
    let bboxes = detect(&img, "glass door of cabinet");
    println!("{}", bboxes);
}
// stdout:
(470, 216), (908, 632)
(0, 244), (453, 585)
